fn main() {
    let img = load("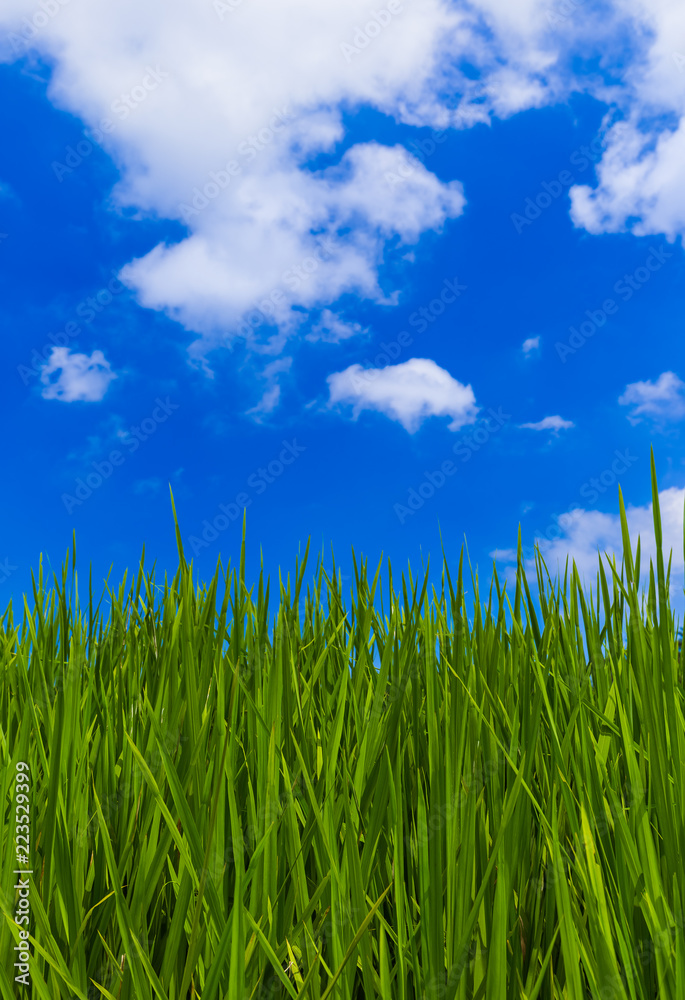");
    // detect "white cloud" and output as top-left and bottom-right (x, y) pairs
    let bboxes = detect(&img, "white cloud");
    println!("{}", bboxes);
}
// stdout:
(0, 0), (477, 358)
(39, 347), (117, 402)
(490, 547), (517, 562)
(618, 370), (685, 424)
(3, 0), (684, 363)
(246, 357), (293, 419)
(492, 486), (685, 591)
(327, 356), (478, 432)
(306, 309), (368, 344)
(522, 336), (540, 354)
(519, 414), (574, 433)
(569, 120), (685, 239)
(133, 477), (162, 495)
(568, 3), (685, 241)
(120, 141), (465, 354)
